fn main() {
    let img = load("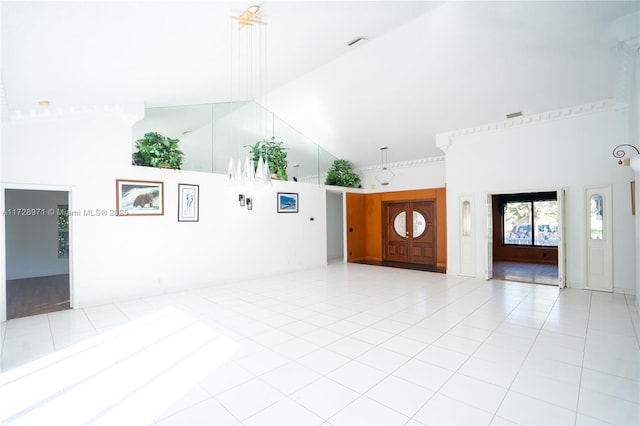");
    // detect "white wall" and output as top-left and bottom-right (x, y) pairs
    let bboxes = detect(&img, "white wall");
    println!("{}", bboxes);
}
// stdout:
(442, 102), (637, 293)
(5, 189), (69, 279)
(1, 110), (328, 317)
(0, 110), (4, 321)
(633, 49), (640, 306)
(635, 166), (640, 305)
